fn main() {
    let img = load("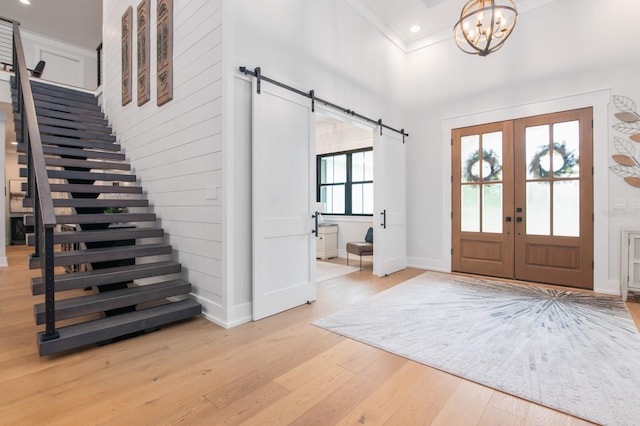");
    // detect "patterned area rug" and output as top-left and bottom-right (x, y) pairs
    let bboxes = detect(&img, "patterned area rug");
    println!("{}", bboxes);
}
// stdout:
(316, 261), (359, 282)
(314, 271), (640, 426)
